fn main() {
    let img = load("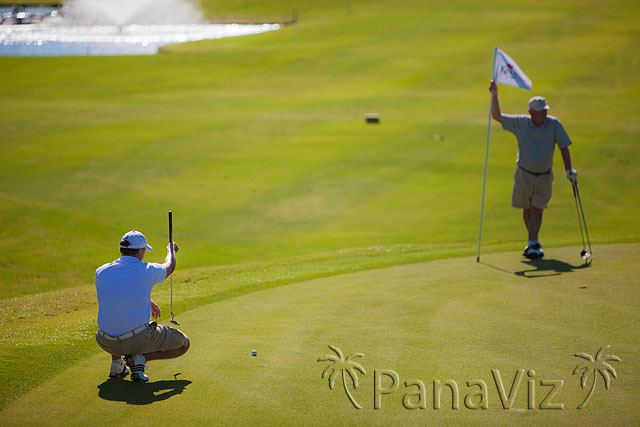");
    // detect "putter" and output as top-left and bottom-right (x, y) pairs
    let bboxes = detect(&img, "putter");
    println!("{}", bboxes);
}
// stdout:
(571, 180), (592, 262)
(169, 211), (179, 325)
